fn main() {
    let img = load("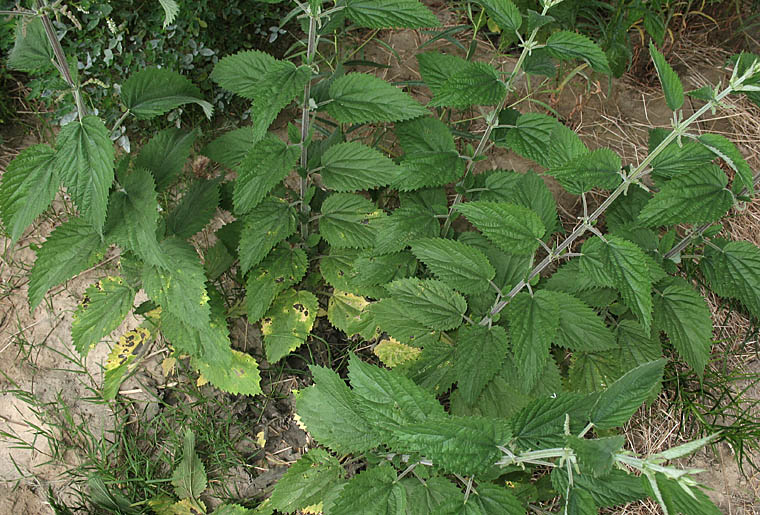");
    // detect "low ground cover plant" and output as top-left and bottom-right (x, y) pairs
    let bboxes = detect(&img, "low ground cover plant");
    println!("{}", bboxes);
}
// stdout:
(3, 0), (760, 513)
